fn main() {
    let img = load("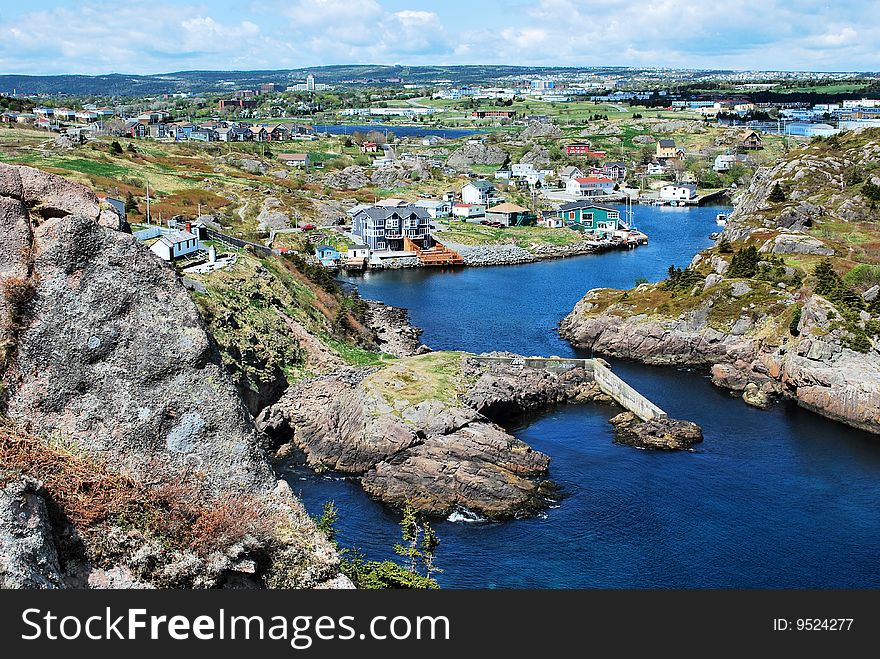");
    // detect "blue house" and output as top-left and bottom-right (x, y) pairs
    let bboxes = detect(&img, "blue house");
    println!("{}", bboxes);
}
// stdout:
(316, 245), (341, 267)
(557, 202), (624, 237)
